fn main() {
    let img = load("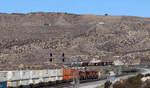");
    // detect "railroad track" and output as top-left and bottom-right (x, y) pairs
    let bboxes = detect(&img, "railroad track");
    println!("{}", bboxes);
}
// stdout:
(42, 72), (141, 88)
(43, 82), (73, 88)
(41, 79), (102, 88)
